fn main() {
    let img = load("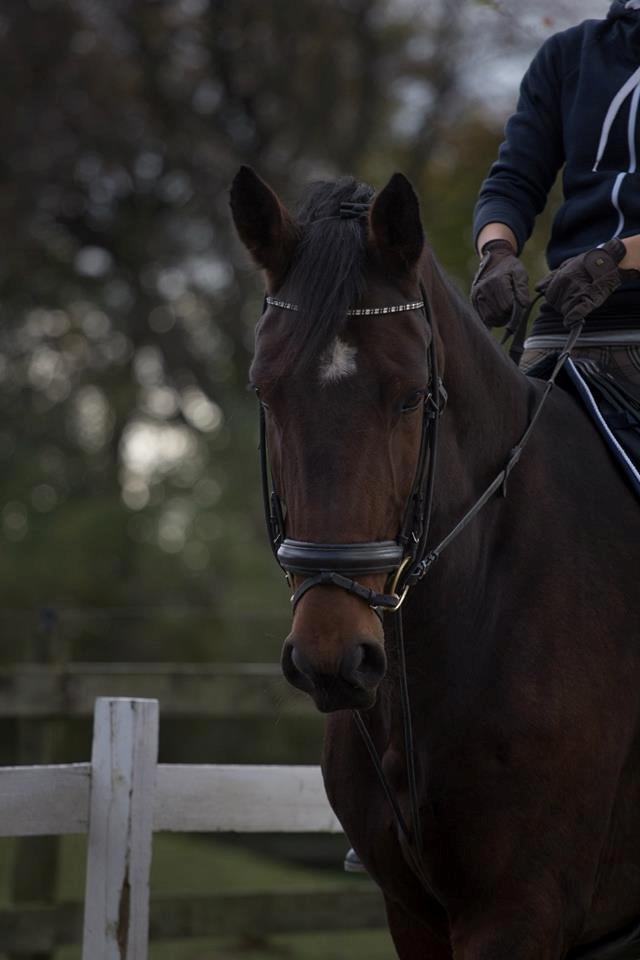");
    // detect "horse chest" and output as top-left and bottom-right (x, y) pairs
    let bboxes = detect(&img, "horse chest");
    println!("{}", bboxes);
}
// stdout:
(324, 719), (411, 846)
(380, 744), (407, 790)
